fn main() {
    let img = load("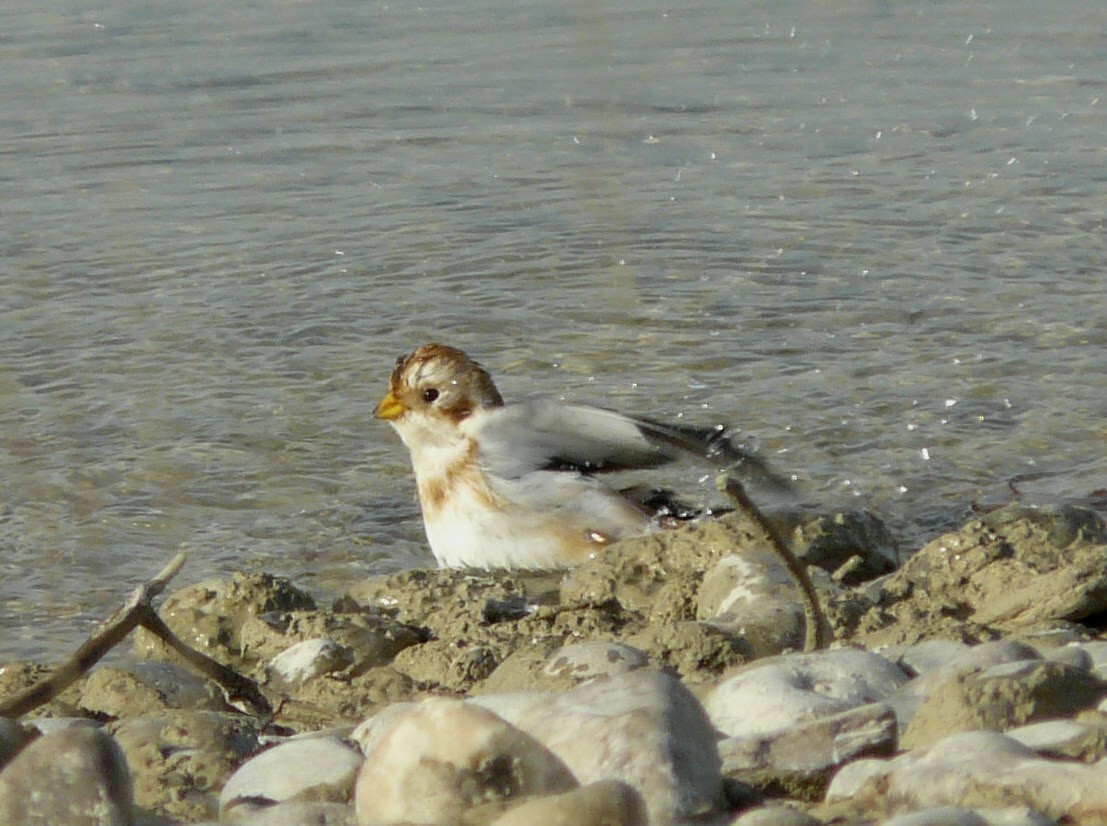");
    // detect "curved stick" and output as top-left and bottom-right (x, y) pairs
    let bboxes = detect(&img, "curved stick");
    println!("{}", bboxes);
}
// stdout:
(717, 473), (832, 651)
